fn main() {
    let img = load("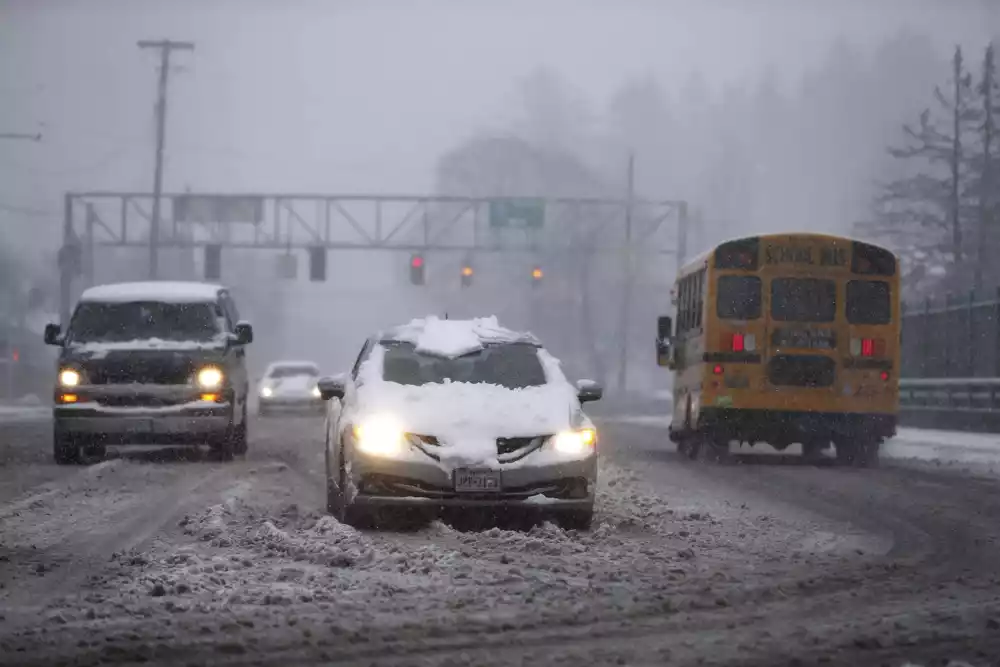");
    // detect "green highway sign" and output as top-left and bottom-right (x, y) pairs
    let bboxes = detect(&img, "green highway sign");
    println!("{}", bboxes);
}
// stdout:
(488, 199), (545, 229)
